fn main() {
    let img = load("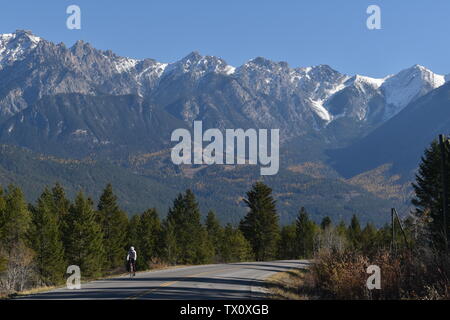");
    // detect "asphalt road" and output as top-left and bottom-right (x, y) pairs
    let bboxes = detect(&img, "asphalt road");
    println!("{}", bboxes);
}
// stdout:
(19, 260), (309, 300)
